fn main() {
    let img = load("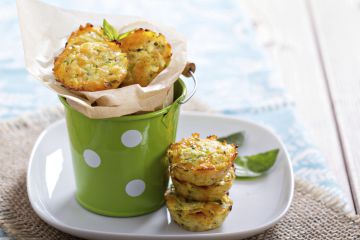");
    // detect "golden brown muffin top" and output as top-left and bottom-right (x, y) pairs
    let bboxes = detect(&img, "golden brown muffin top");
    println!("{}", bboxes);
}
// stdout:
(167, 133), (237, 171)
(119, 28), (172, 87)
(66, 23), (107, 47)
(53, 40), (128, 91)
